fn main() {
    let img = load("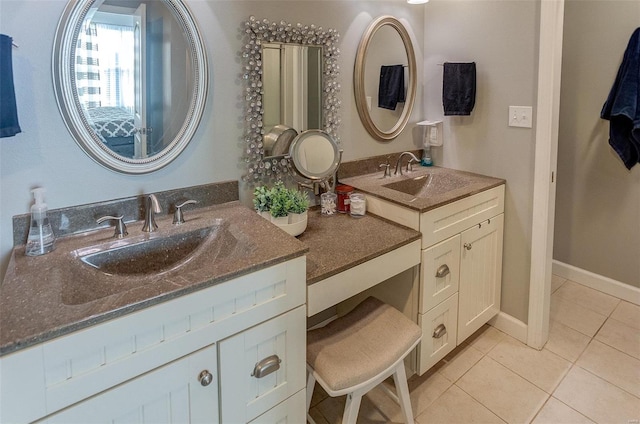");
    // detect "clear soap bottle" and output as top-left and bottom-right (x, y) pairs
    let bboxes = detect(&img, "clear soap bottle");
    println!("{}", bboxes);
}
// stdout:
(25, 188), (56, 256)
